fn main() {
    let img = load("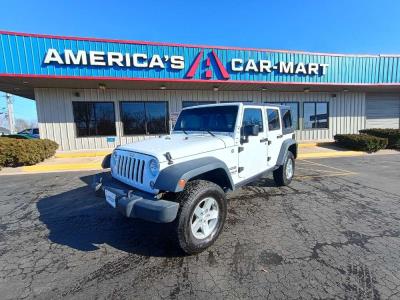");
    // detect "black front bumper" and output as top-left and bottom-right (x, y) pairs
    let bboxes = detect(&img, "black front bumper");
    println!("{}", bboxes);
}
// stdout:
(92, 173), (179, 223)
